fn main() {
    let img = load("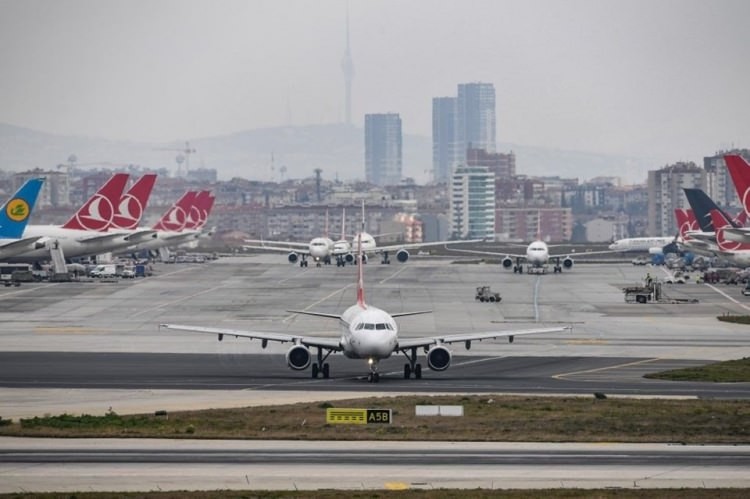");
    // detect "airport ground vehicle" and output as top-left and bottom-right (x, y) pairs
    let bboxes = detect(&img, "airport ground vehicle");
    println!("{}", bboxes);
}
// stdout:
(631, 257), (649, 265)
(1, 264), (31, 286)
(623, 279), (698, 304)
(475, 285), (502, 302)
(89, 264), (122, 278)
(742, 282), (750, 296)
